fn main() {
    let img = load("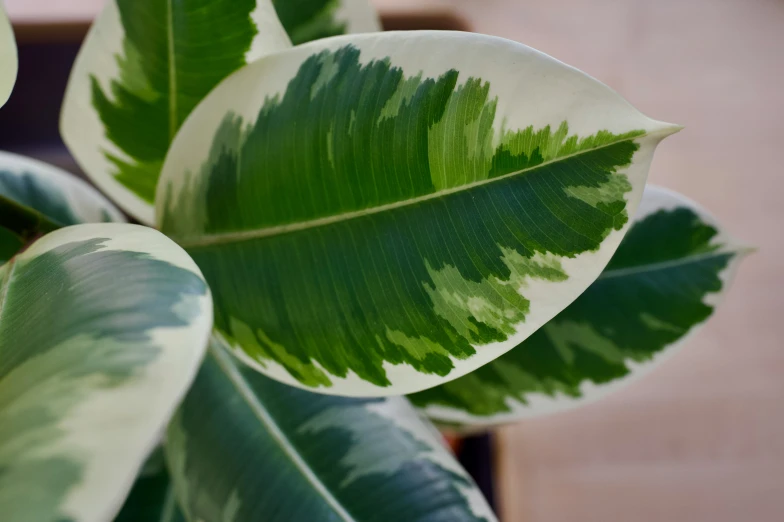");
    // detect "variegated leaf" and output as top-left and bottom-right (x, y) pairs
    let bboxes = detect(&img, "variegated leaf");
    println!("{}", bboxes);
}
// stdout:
(273, 0), (381, 45)
(0, 151), (125, 263)
(0, 224), (213, 522)
(61, 0), (292, 223)
(0, 3), (17, 107)
(410, 185), (749, 429)
(158, 31), (679, 396)
(166, 338), (496, 522)
(0, 151), (125, 228)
